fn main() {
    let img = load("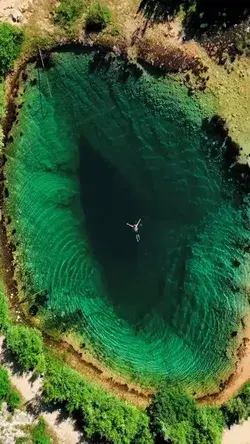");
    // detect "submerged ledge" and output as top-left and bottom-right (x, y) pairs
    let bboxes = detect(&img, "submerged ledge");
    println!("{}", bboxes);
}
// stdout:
(1, 43), (250, 405)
